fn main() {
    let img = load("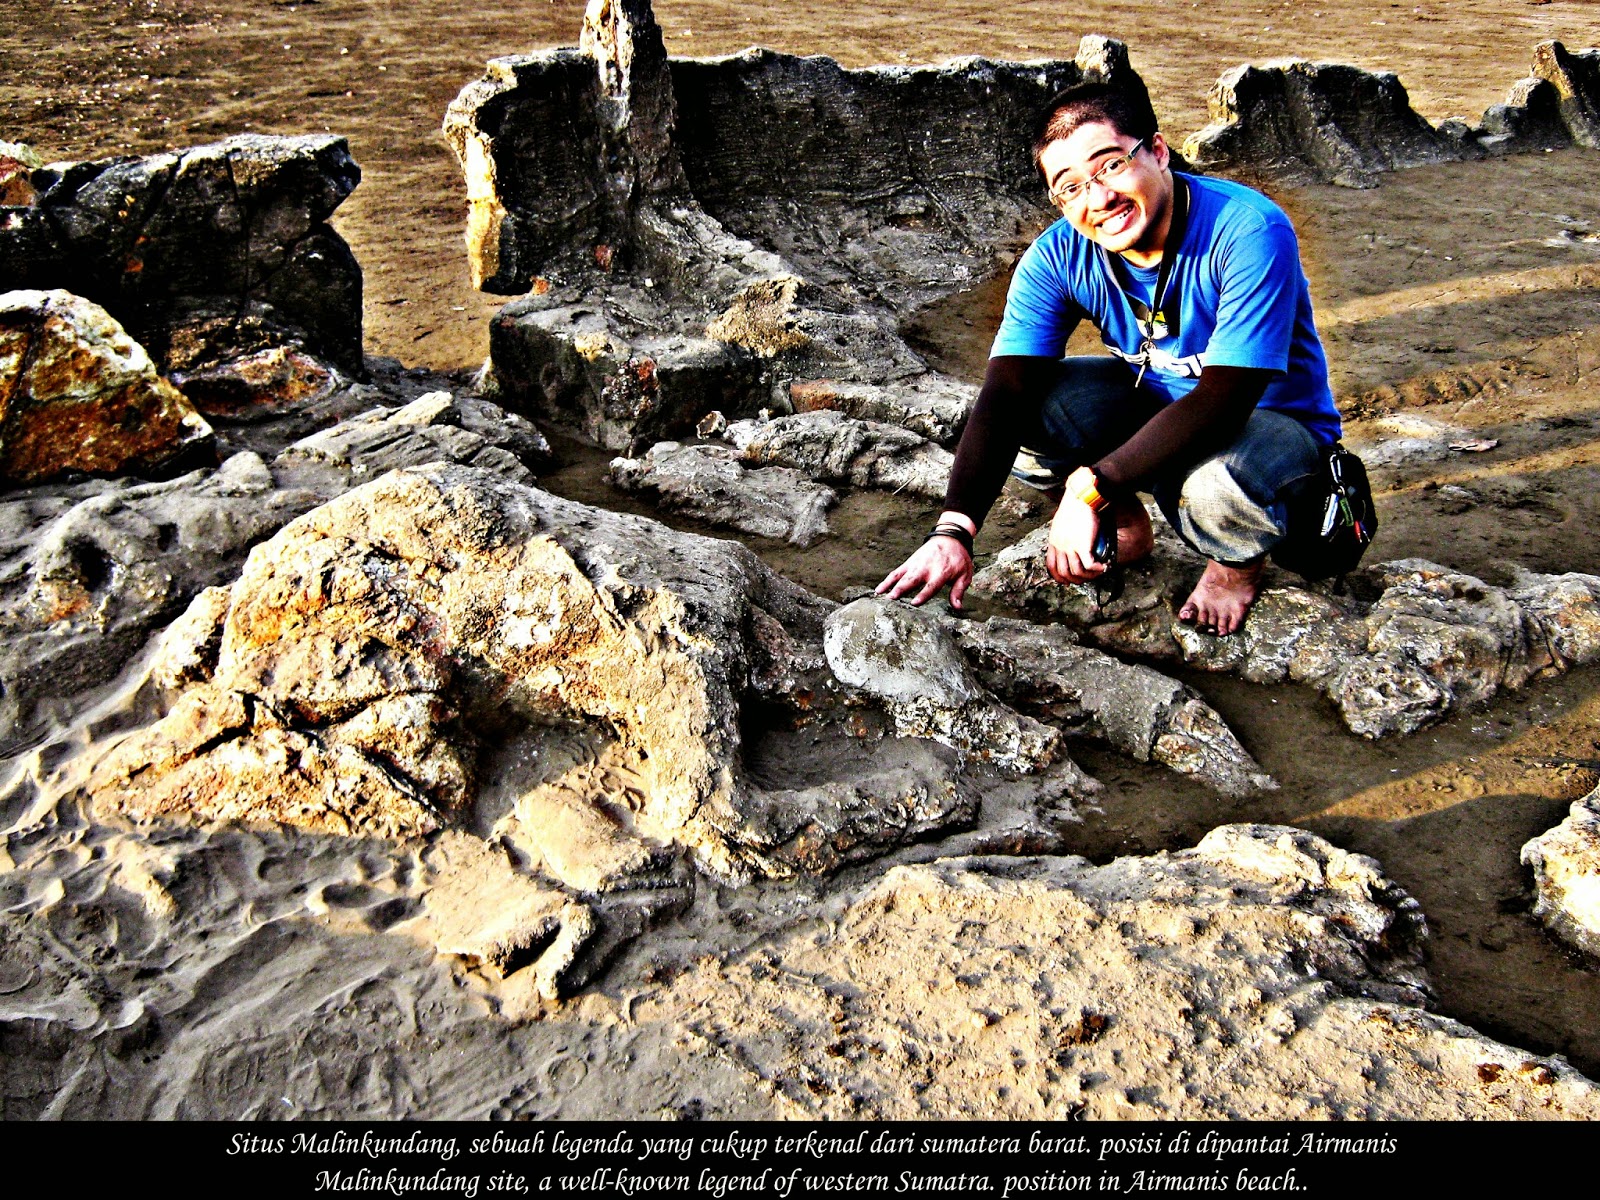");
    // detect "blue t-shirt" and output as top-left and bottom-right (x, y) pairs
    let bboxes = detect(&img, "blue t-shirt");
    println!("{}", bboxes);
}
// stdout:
(991, 172), (1341, 445)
